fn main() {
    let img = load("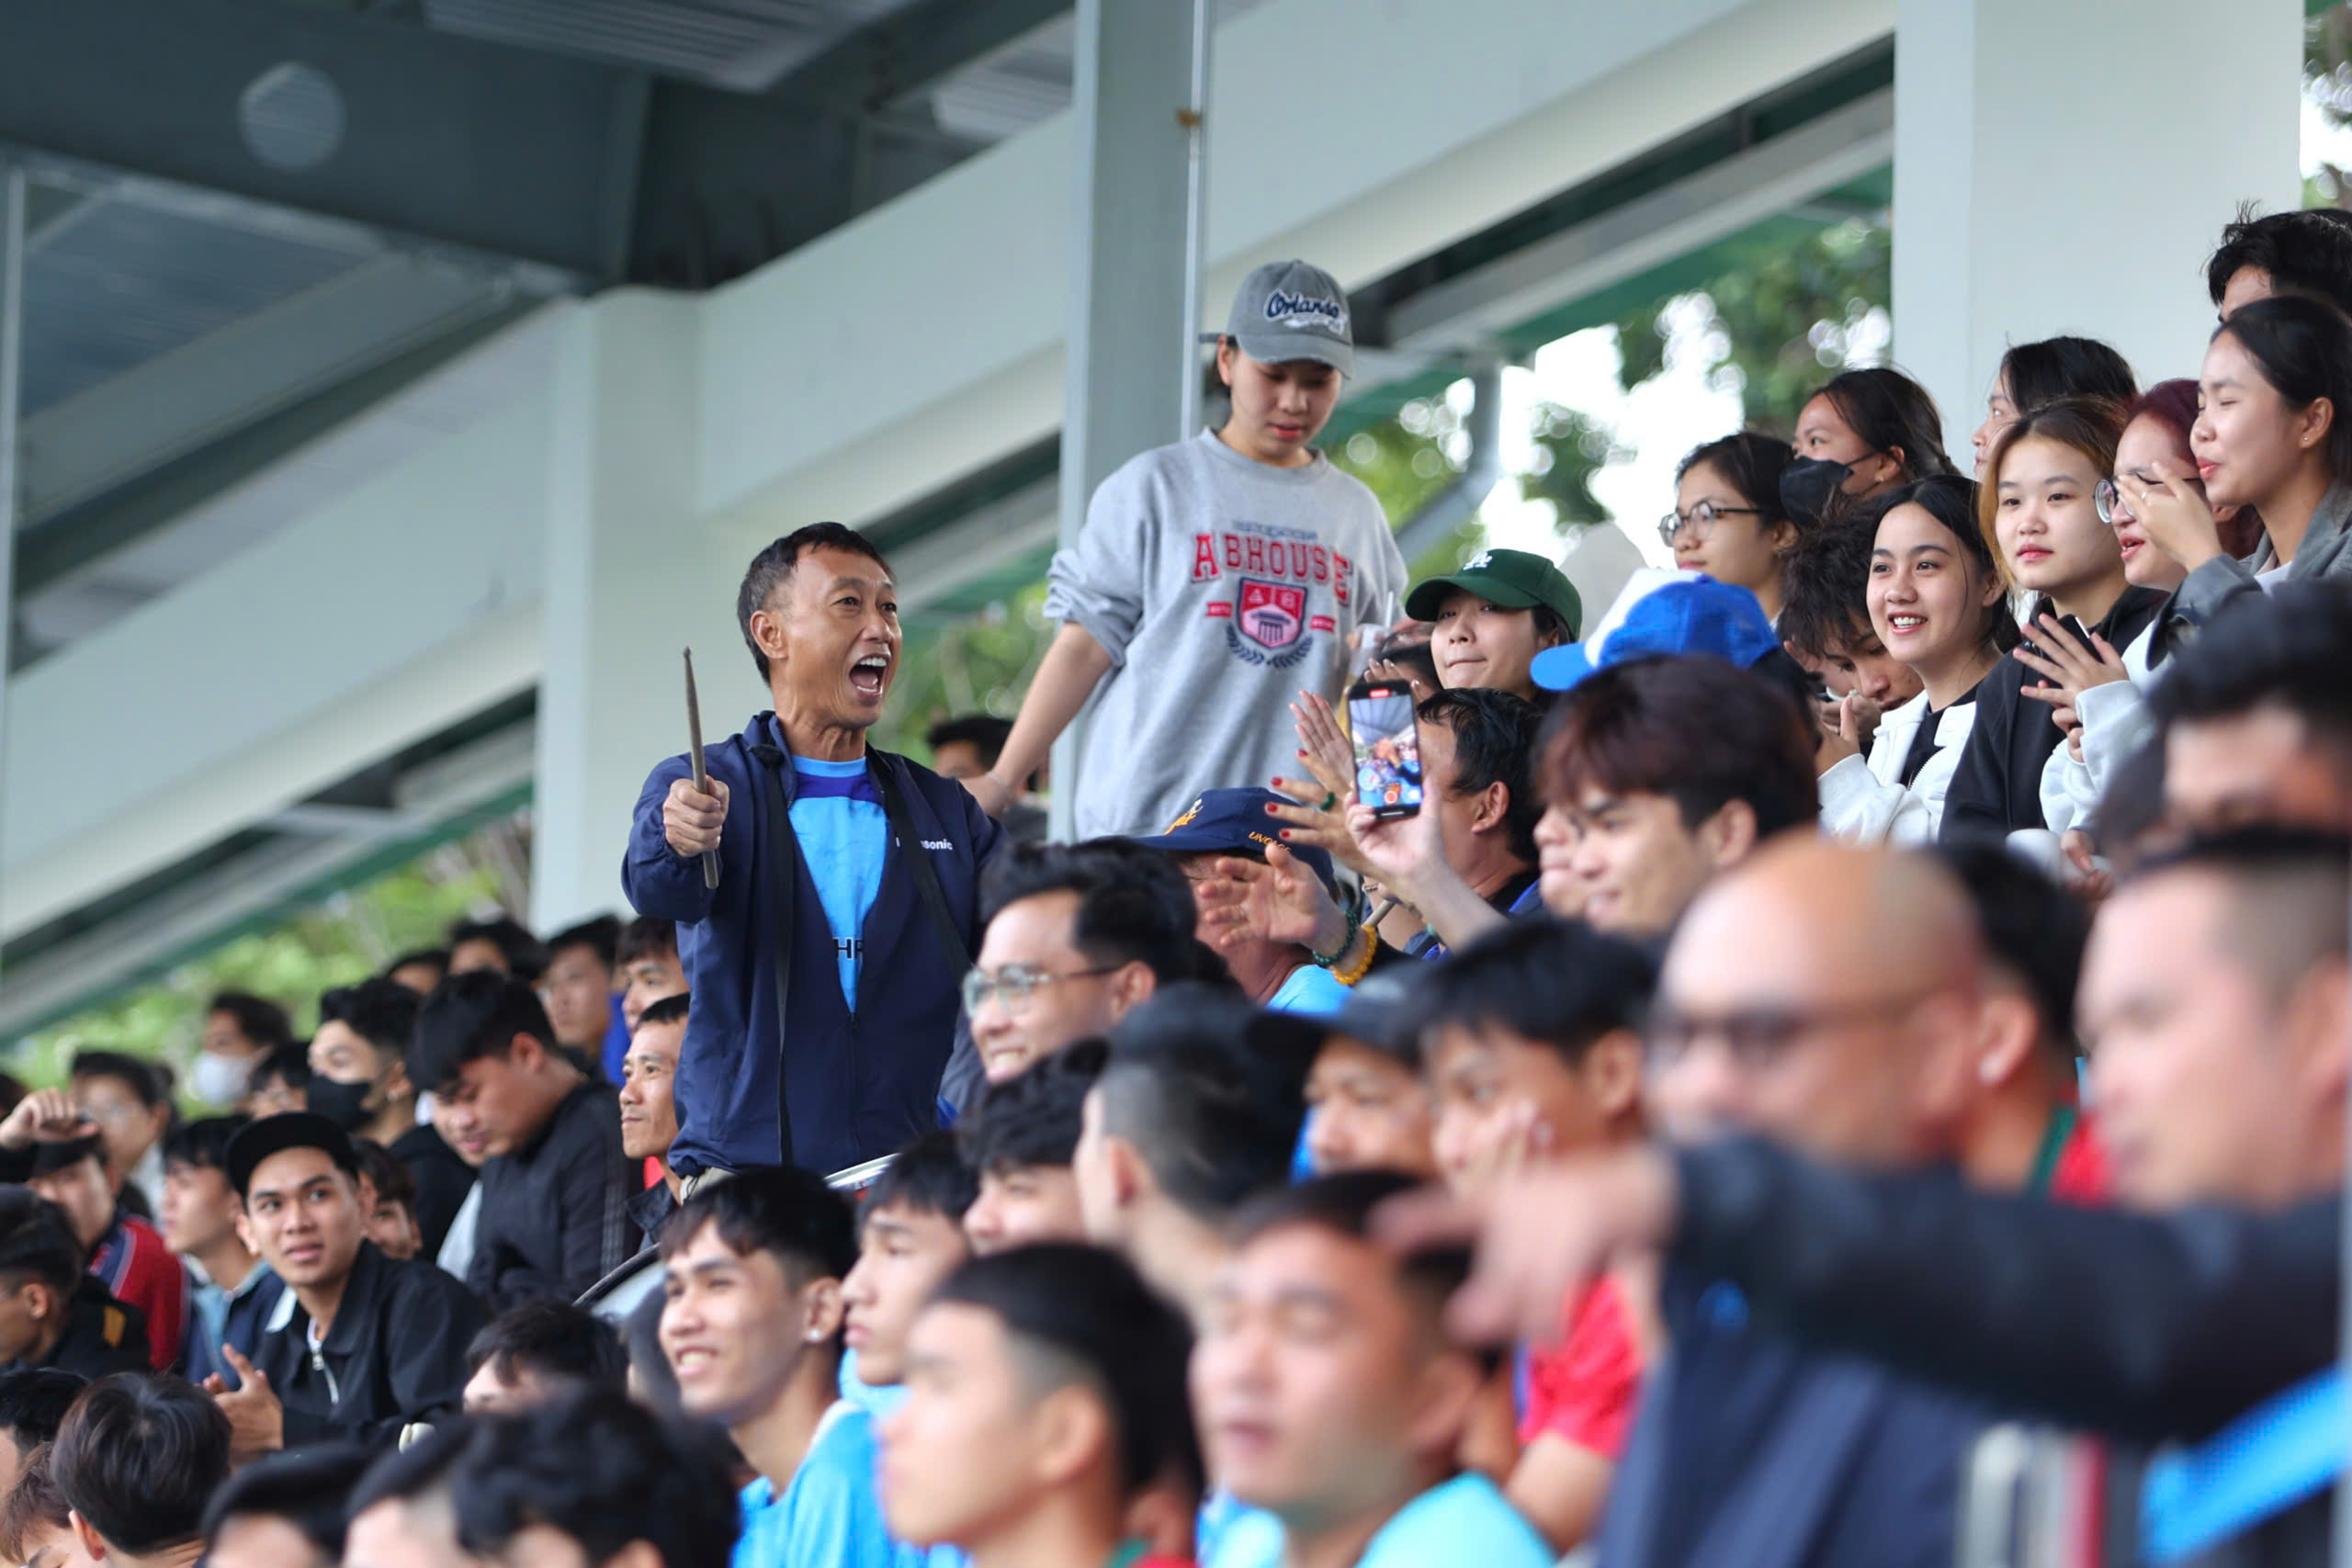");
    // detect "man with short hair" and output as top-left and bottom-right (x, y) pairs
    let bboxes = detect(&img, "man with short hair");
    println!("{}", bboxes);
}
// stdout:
(196, 993), (293, 1111)
(242, 1047), (310, 1119)
(1302, 975), (1438, 1179)
(1405, 548), (1582, 701)
(2144, 581), (2352, 835)
(965, 840), (1216, 1089)
(657, 1168), (890, 1568)
(1405, 919), (1651, 1553)
(346, 1387), (740, 1568)
(311, 978), (474, 1259)
(158, 1116), (284, 1386)
(351, 1141), (424, 1261)
(877, 1245), (1198, 1567)
(0, 1190), (146, 1380)
(0, 1369), (84, 1496)
(219, 1113), (483, 1451)
(627, 524), (1001, 1179)
(381, 949), (448, 997)
(1779, 516), (1926, 718)
(49, 1374), (231, 1568)
(1533, 654), (1820, 936)
(540, 915), (624, 1077)
(967, 261), (1408, 841)
(1072, 994), (1315, 1315)
(958, 1045), (1103, 1256)
(620, 993), (691, 1243)
(1191, 1172), (1554, 1568)
(446, 918), (546, 981)
(412, 971), (638, 1308)
(0, 1093), (185, 1371)
(1326, 688), (1546, 960)
(2206, 204), (2352, 319)
(617, 917), (688, 1032)
(838, 1131), (976, 1394)
(200, 1448), (376, 1568)
(926, 716), (1047, 844)
(66, 1054), (170, 1221)
(463, 1299), (626, 1413)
